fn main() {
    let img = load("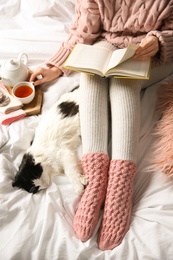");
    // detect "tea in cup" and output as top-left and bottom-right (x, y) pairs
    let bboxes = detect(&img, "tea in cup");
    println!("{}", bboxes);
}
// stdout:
(12, 81), (35, 104)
